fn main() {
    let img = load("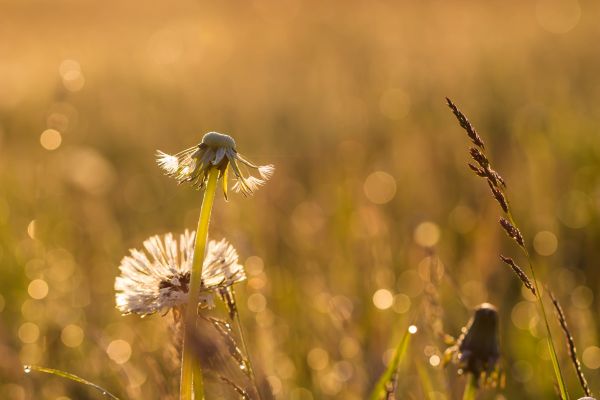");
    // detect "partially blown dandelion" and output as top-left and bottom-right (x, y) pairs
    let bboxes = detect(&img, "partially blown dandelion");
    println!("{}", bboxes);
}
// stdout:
(115, 230), (246, 316)
(156, 131), (274, 198)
